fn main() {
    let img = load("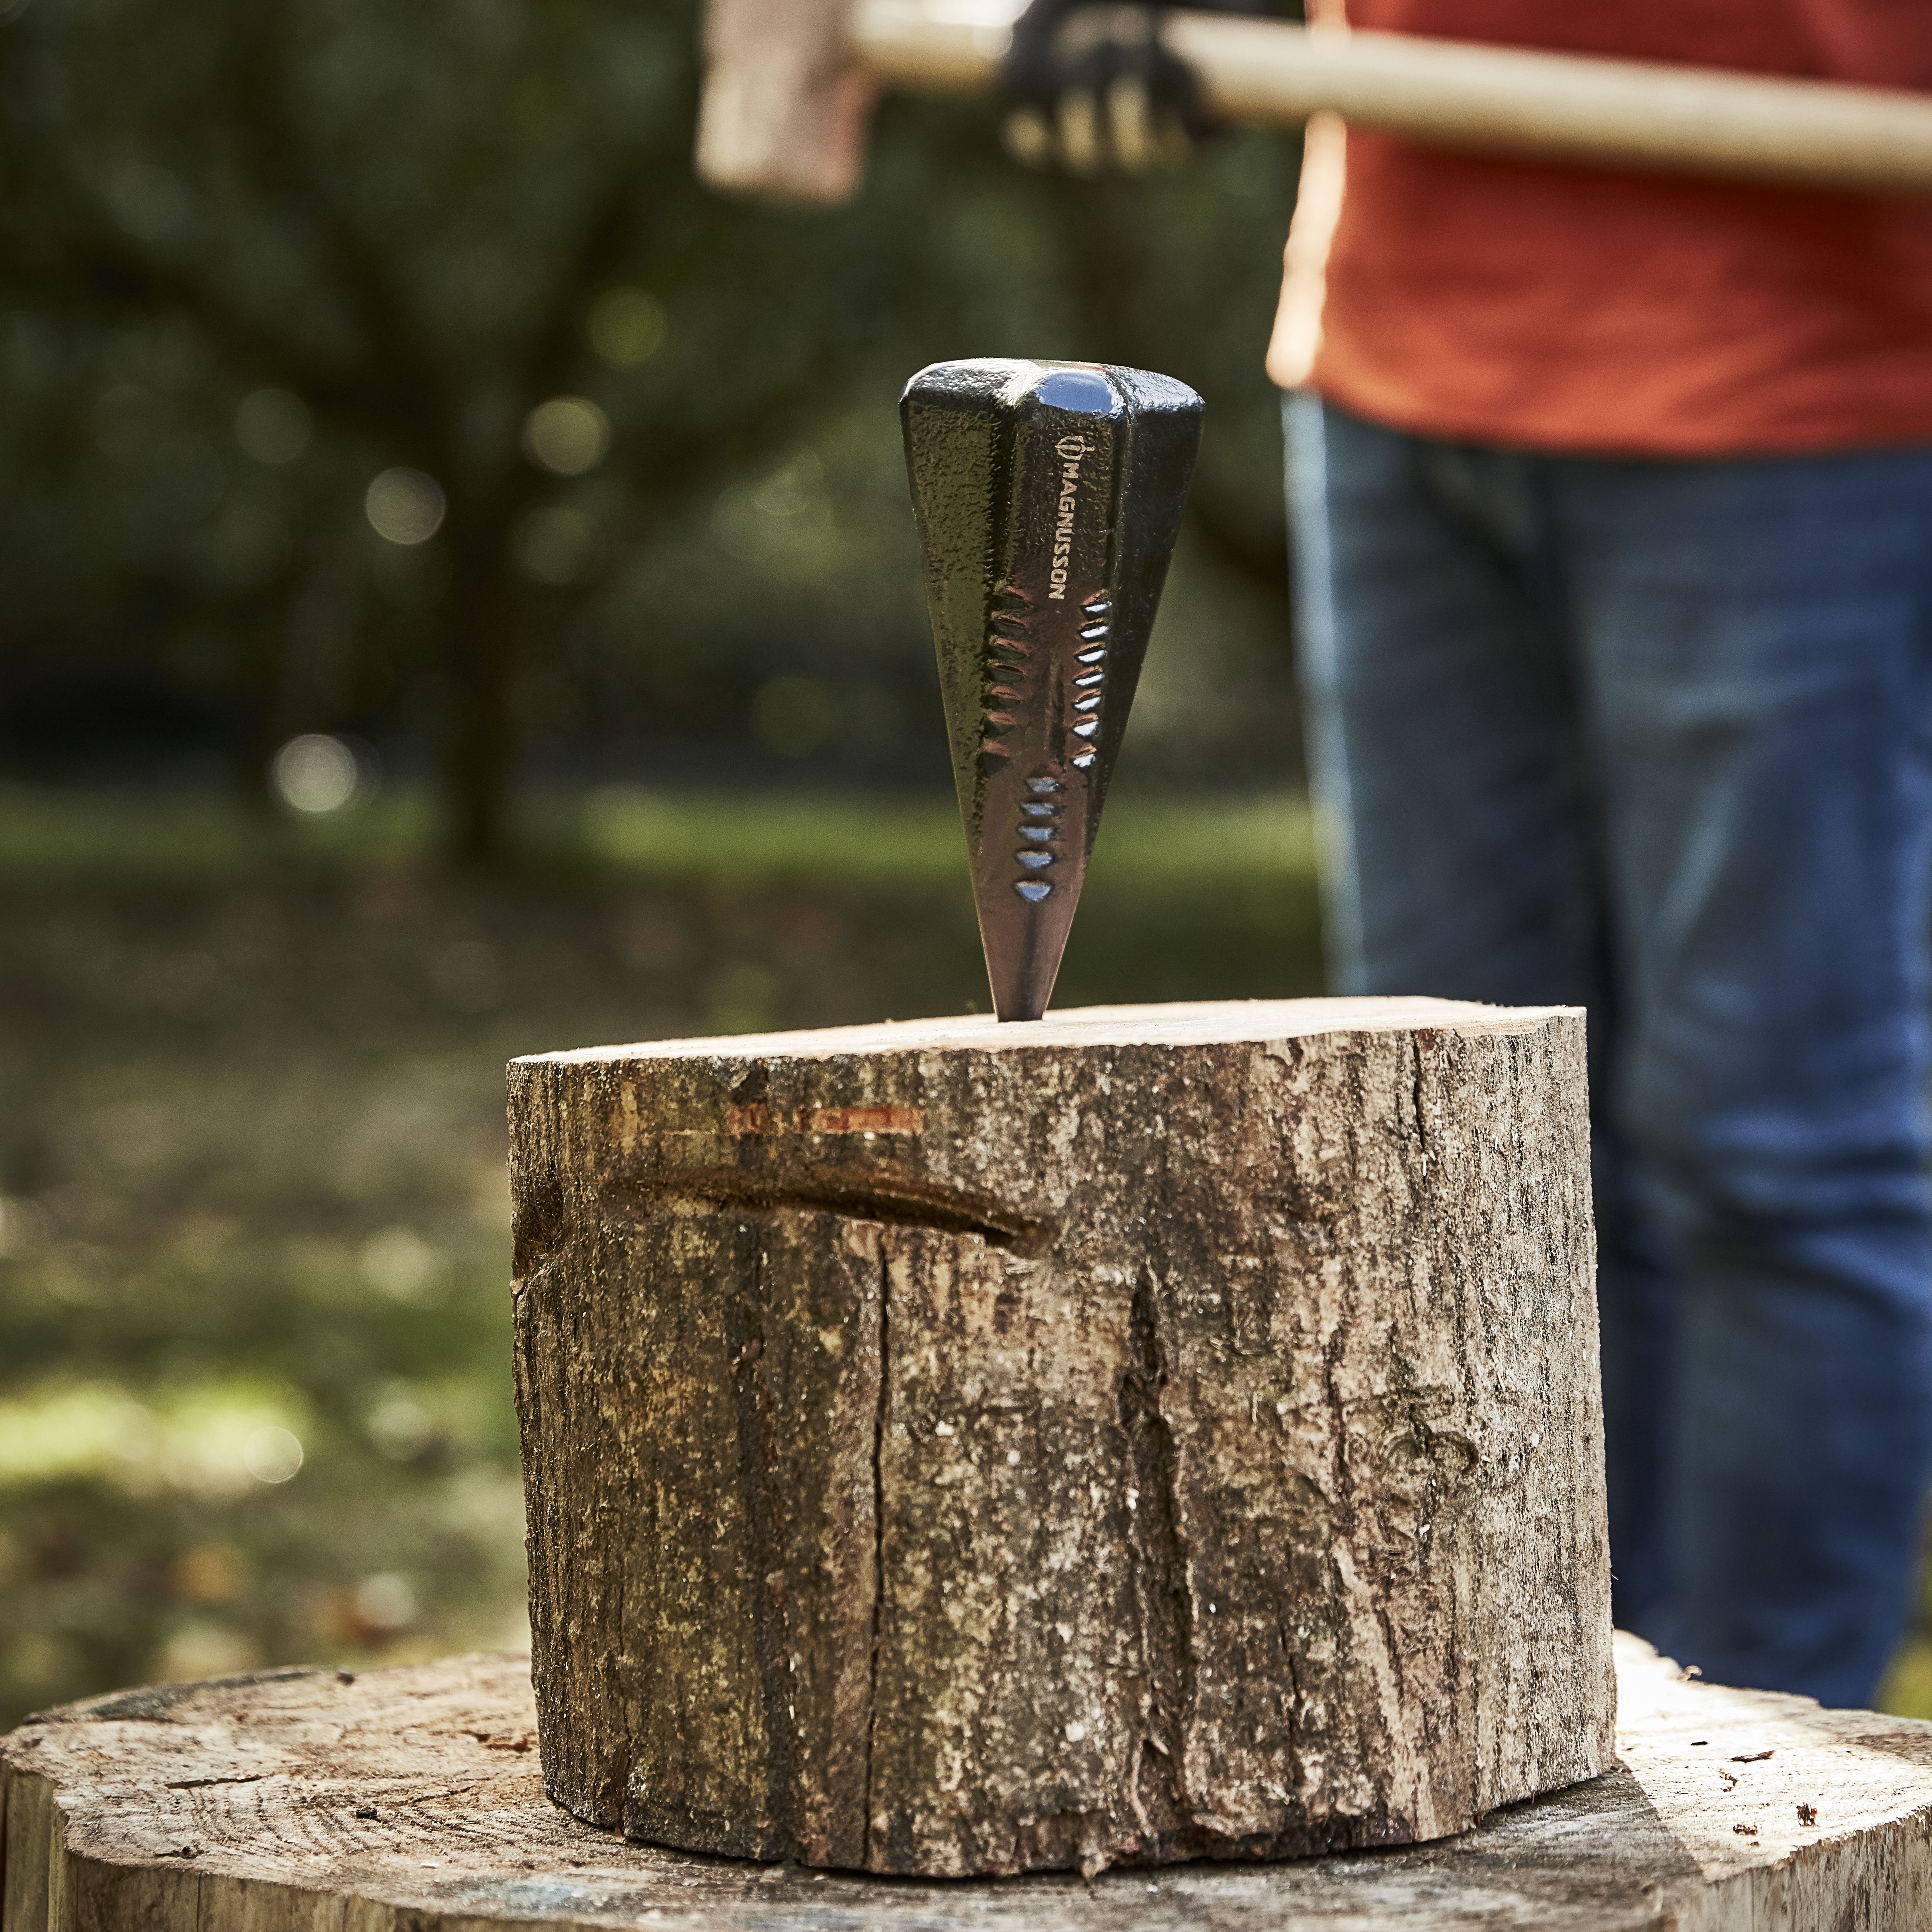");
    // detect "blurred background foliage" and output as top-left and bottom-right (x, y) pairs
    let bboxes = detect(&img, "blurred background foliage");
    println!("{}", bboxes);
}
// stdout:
(0, 0), (1325, 1725)
(0, 0), (1304, 857)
